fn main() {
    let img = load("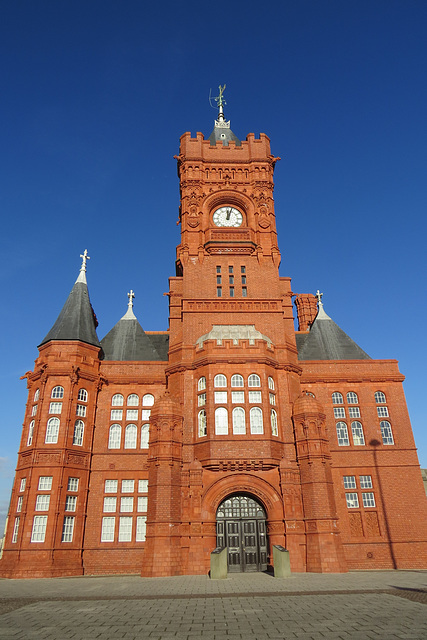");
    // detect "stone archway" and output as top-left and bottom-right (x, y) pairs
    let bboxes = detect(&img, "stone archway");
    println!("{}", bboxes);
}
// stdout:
(216, 494), (268, 572)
